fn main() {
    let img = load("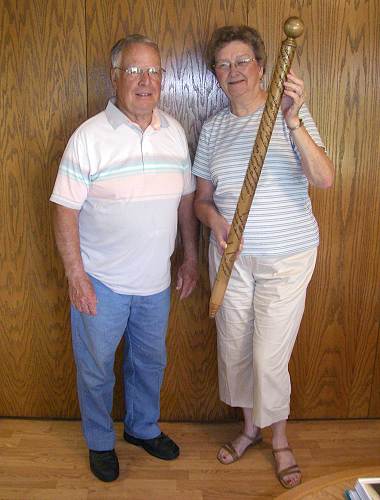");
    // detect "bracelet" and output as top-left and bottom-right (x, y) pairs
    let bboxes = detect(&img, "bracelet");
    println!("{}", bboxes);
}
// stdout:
(288, 118), (304, 131)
